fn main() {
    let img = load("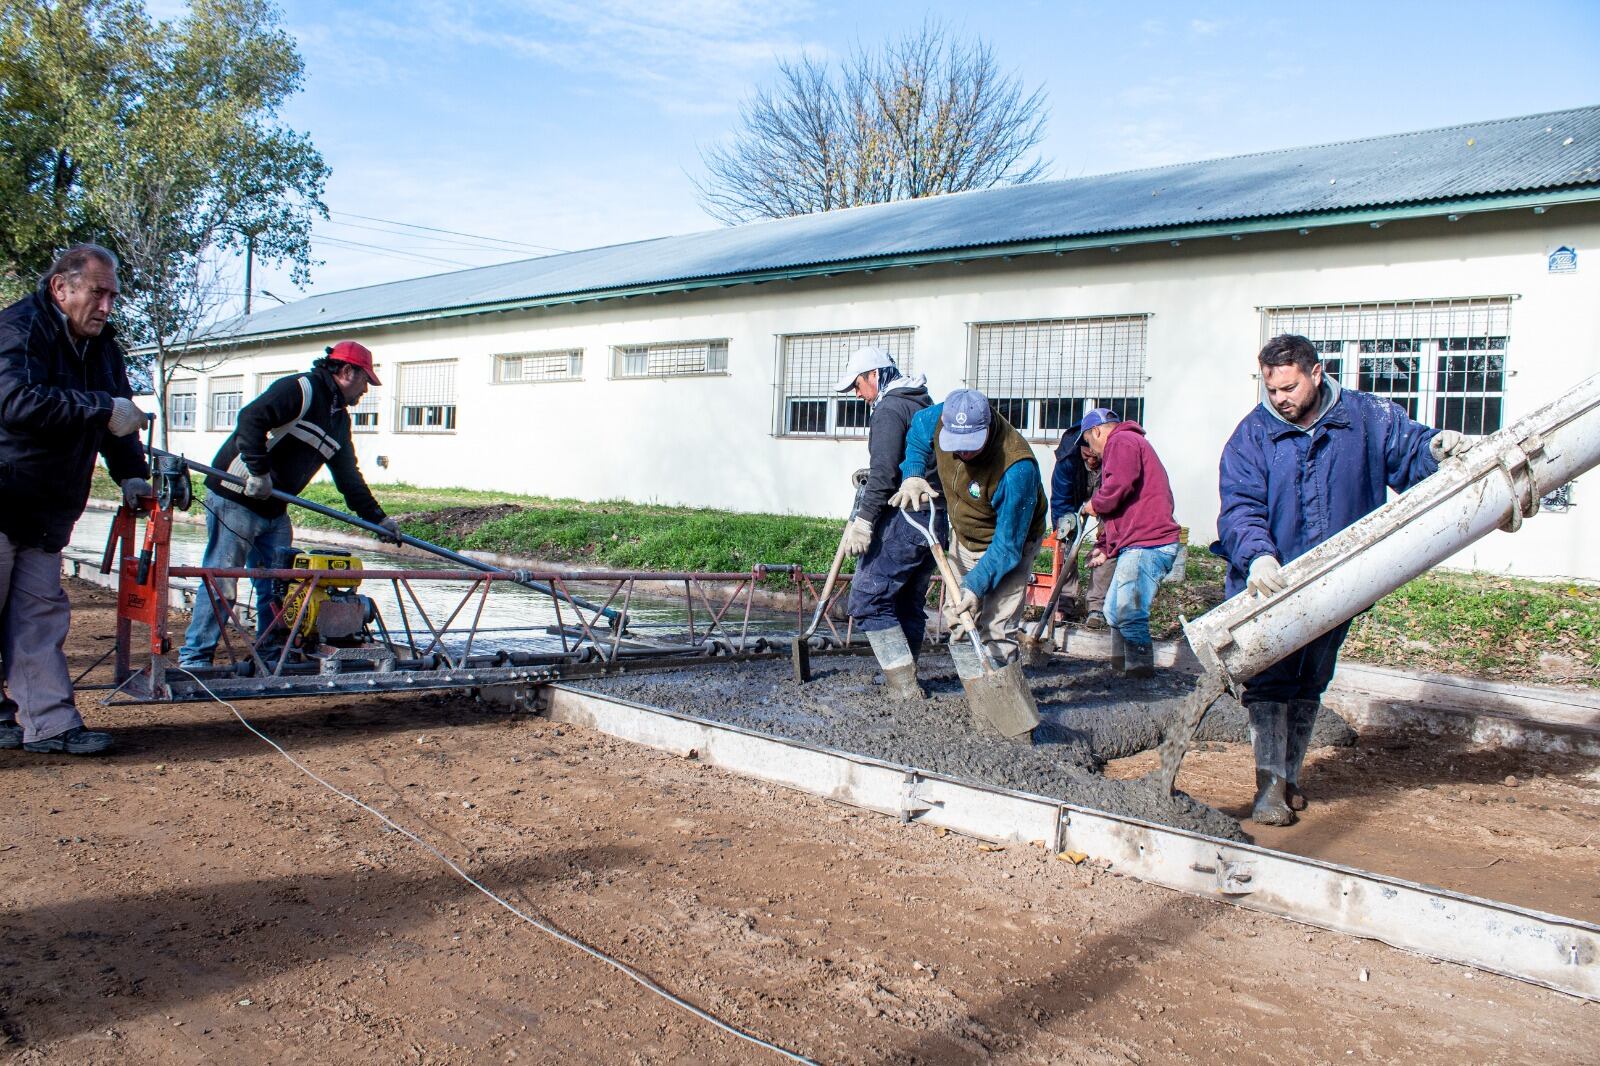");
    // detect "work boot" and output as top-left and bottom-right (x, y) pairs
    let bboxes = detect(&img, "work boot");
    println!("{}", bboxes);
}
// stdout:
(1084, 611), (1107, 630)
(1109, 630), (1126, 672)
(1123, 642), (1155, 678)
(23, 726), (114, 756)
(1285, 699), (1320, 811)
(866, 627), (924, 702)
(0, 717), (21, 750)
(1247, 702), (1294, 826)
